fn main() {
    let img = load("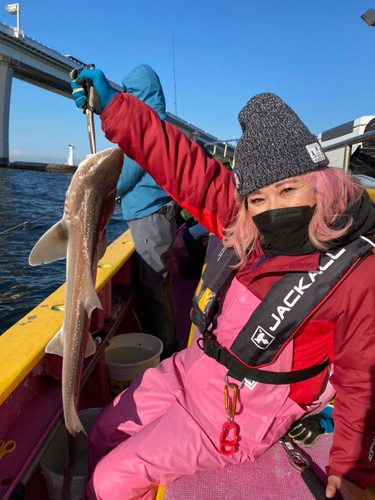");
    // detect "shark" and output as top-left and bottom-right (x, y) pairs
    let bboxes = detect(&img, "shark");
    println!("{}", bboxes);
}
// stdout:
(29, 147), (124, 435)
